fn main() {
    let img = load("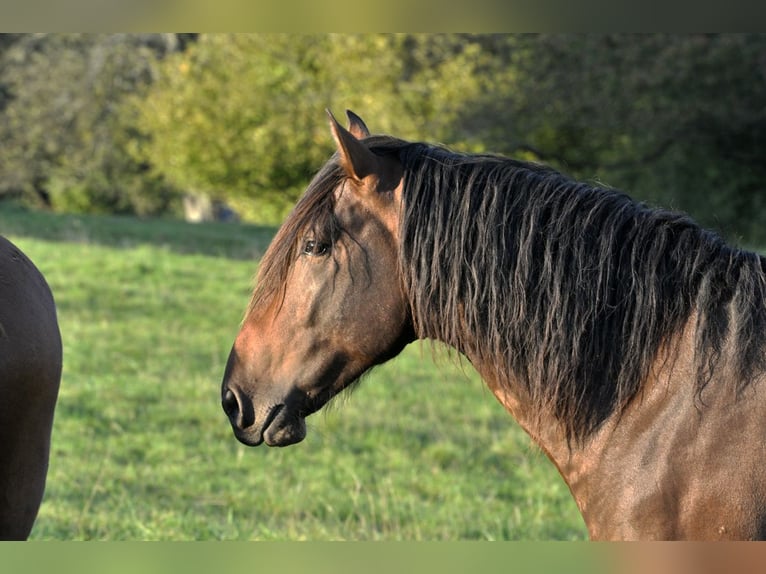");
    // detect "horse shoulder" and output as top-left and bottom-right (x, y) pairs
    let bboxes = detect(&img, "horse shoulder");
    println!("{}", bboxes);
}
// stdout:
(570, 318), (766, 540)
(0, 236), (62, 540)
